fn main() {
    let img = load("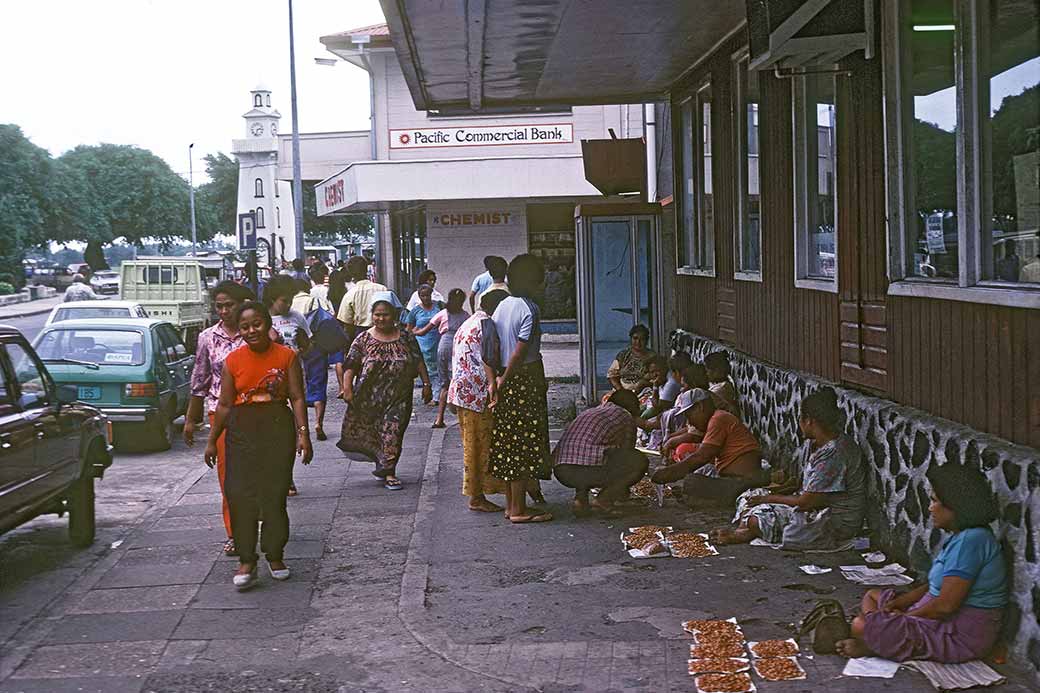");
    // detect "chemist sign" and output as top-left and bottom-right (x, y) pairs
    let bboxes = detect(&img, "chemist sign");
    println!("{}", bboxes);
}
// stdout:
(390, 123), (574, 150)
